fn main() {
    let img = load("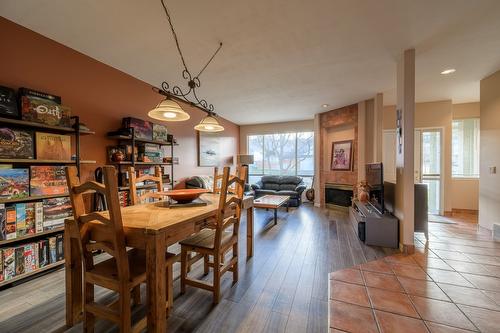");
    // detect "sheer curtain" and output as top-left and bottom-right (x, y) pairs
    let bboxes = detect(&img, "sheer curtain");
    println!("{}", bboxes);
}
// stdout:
(452, 118), (480, 178)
